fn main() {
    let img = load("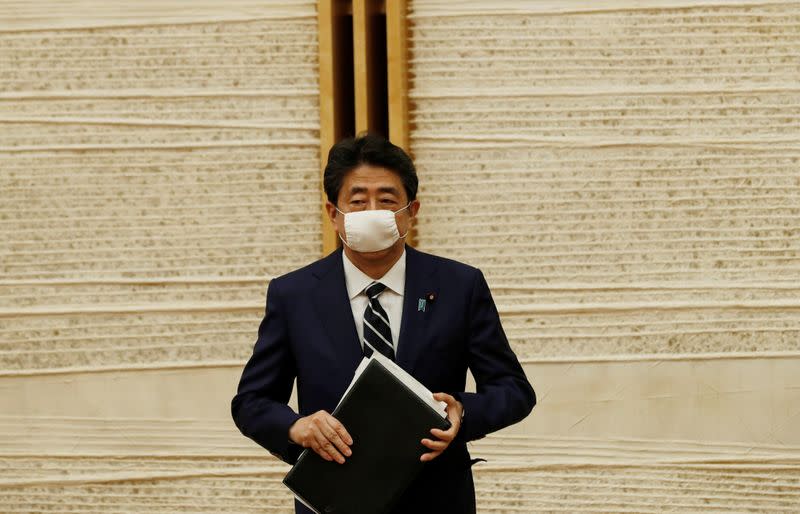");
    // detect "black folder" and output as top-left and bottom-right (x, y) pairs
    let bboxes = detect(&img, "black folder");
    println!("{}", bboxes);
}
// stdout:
(282, 357), (452, 514)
